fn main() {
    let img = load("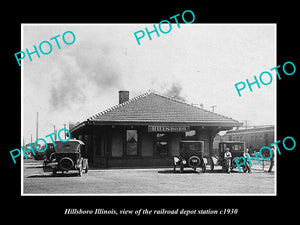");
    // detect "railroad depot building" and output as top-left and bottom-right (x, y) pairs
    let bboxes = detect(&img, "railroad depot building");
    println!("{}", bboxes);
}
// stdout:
(70, 91), (242, 168)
